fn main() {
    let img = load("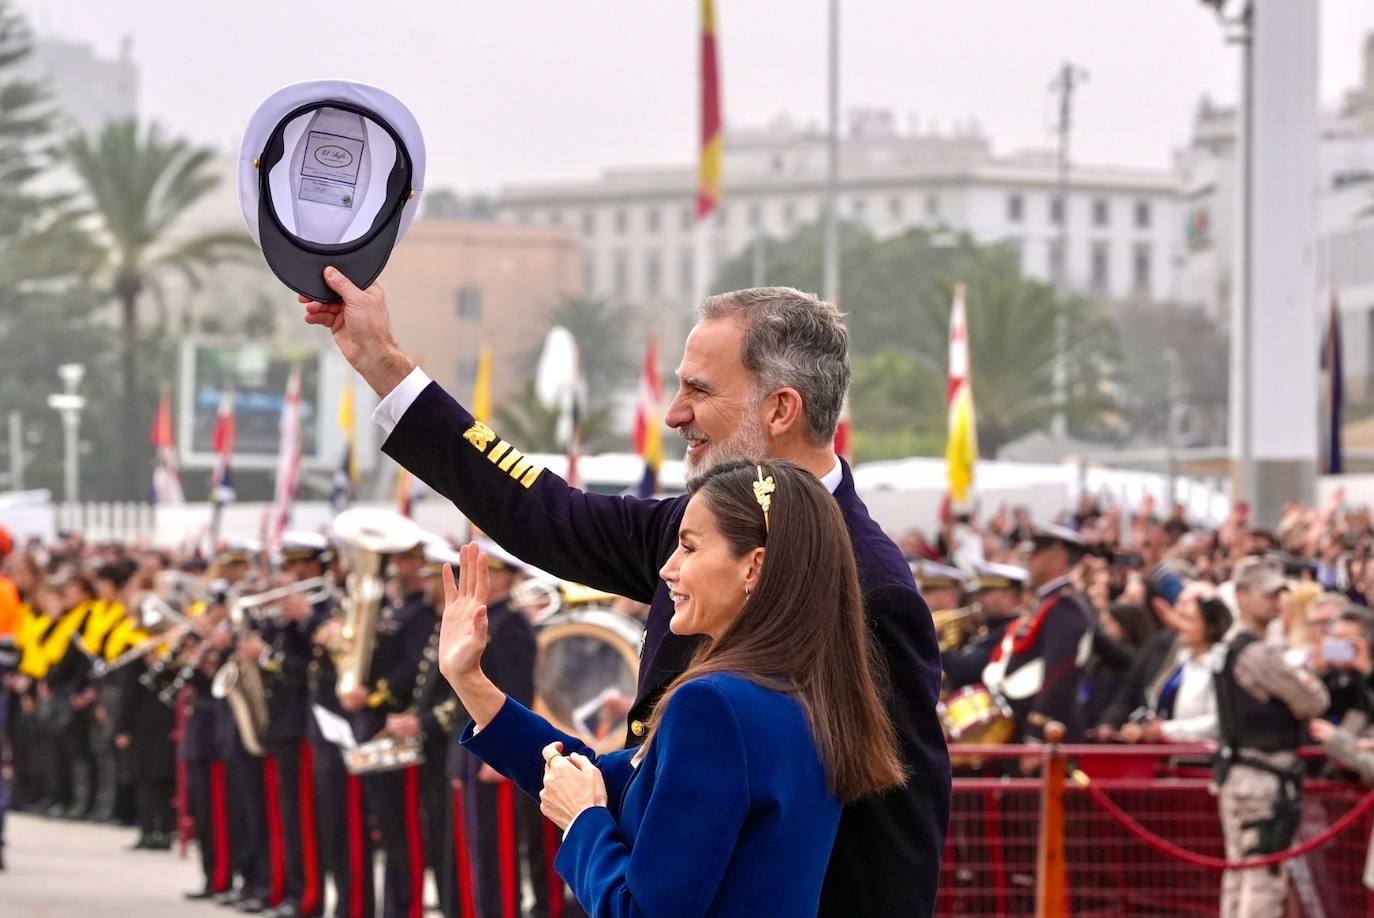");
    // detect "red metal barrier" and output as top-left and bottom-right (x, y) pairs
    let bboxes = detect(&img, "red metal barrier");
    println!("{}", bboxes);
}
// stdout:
(940, 743), (1374, 917)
